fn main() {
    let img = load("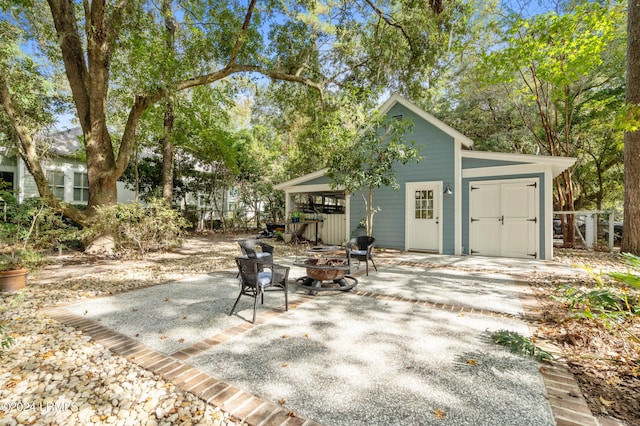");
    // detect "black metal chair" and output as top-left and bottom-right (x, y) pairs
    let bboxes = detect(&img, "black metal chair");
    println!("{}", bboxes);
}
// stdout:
(230, 257), (289, 323)
(346, 236), (377, 276)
